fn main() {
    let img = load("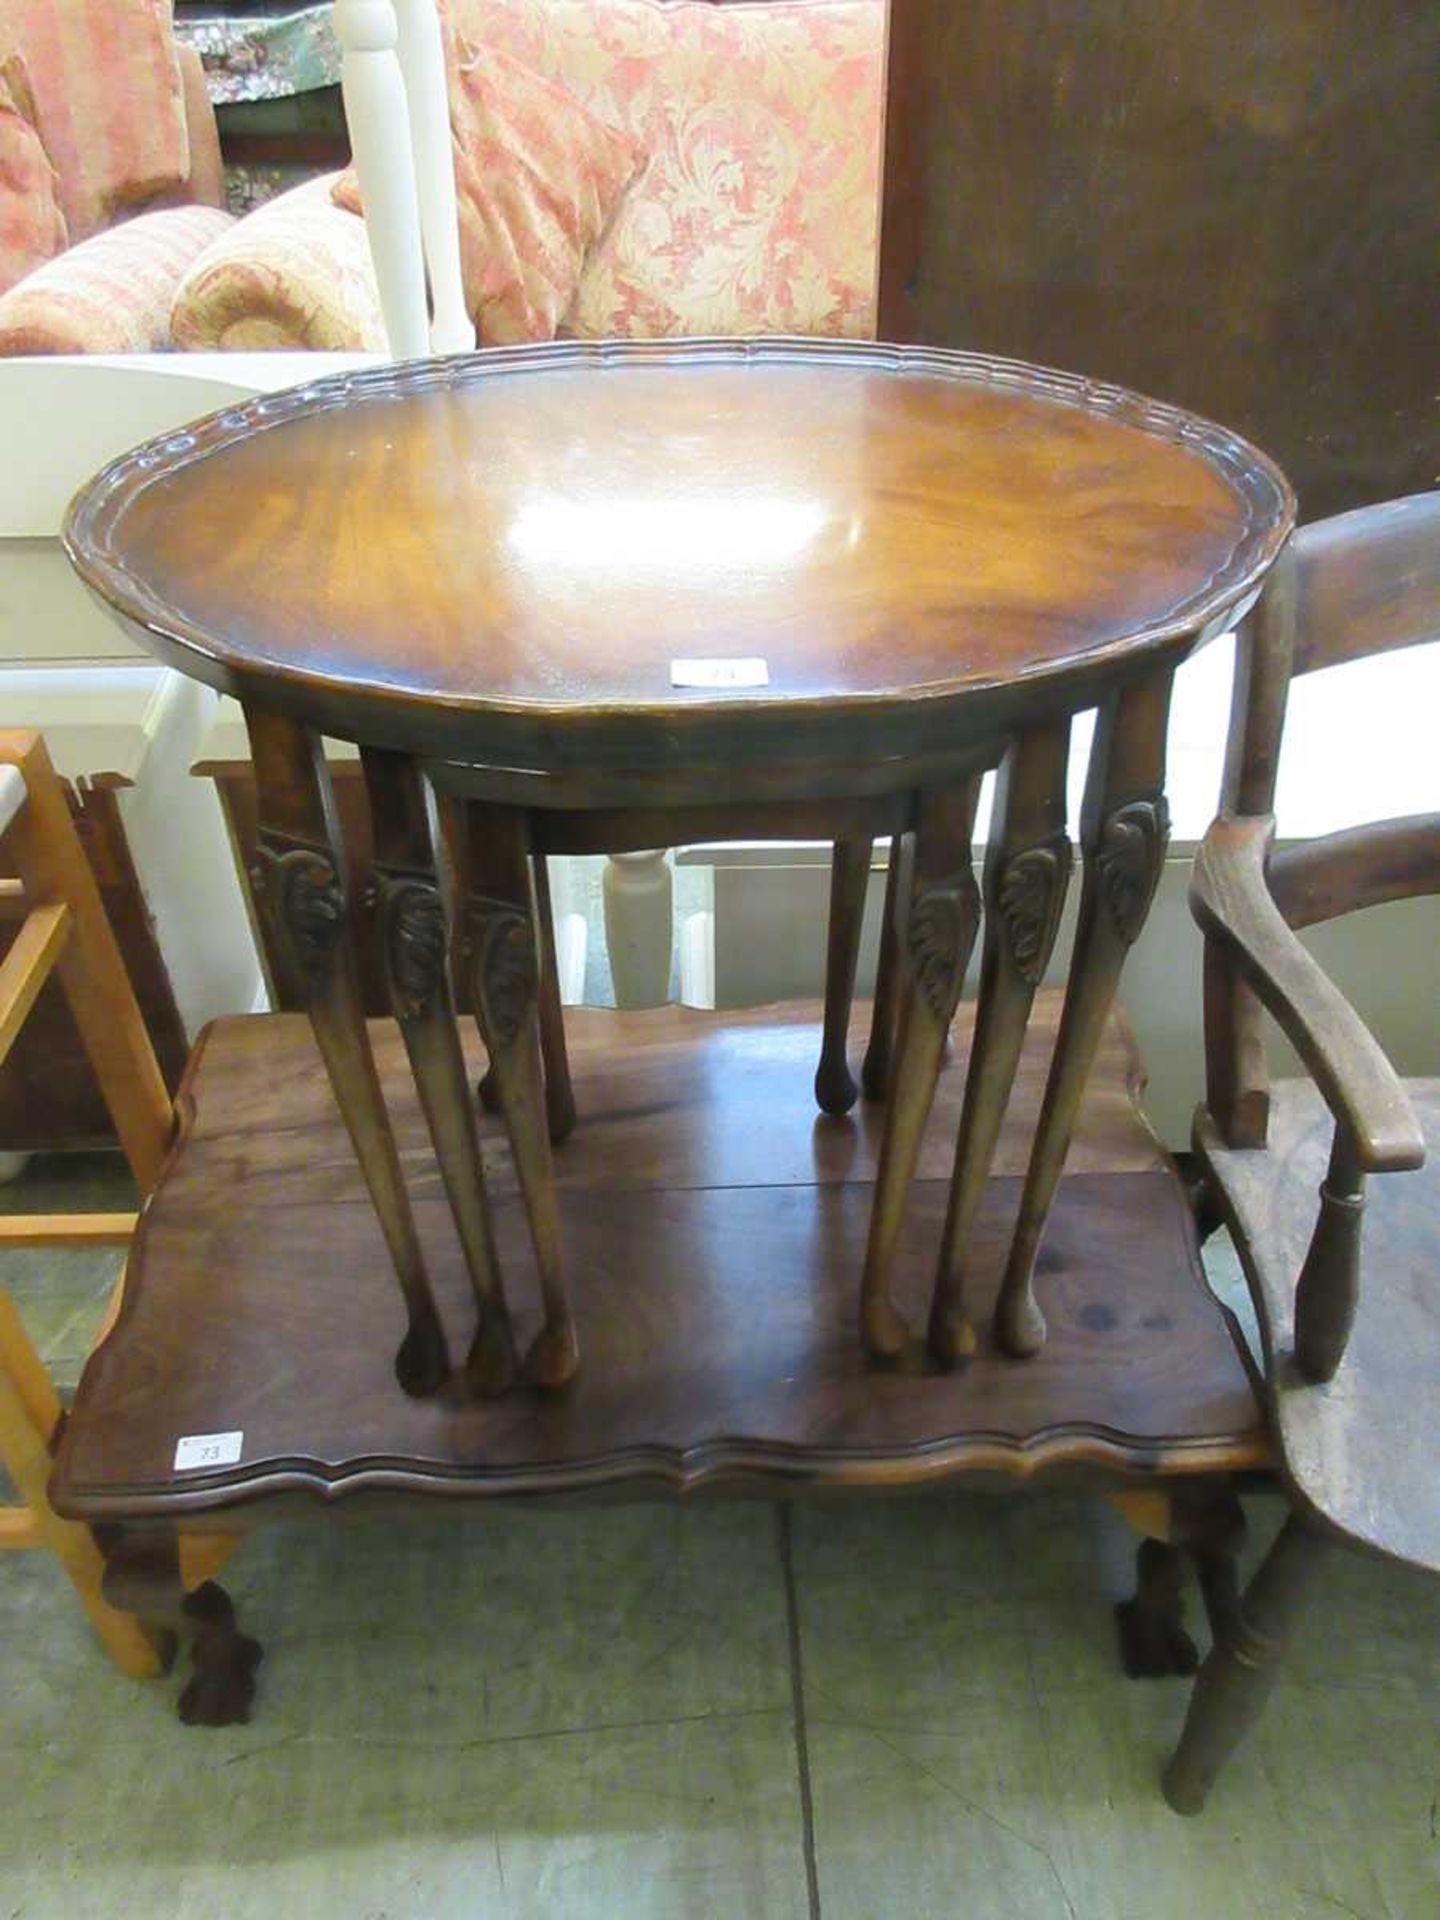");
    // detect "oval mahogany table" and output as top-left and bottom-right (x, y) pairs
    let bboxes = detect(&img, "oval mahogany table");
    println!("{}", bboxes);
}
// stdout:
(64, 338), (1293, 1402)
